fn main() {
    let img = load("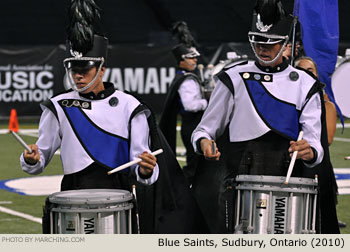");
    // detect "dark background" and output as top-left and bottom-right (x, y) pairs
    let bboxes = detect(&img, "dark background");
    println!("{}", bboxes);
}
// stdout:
(1, 0), (349, 118)
(1, 0), (349, 54)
